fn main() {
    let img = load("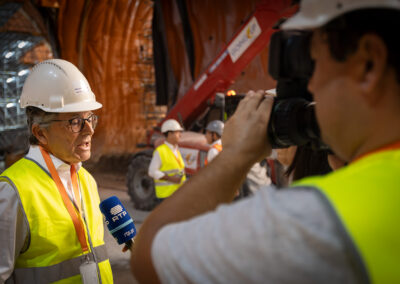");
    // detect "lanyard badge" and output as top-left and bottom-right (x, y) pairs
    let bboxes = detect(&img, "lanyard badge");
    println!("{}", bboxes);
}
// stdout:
(80, 256), (100, 284)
